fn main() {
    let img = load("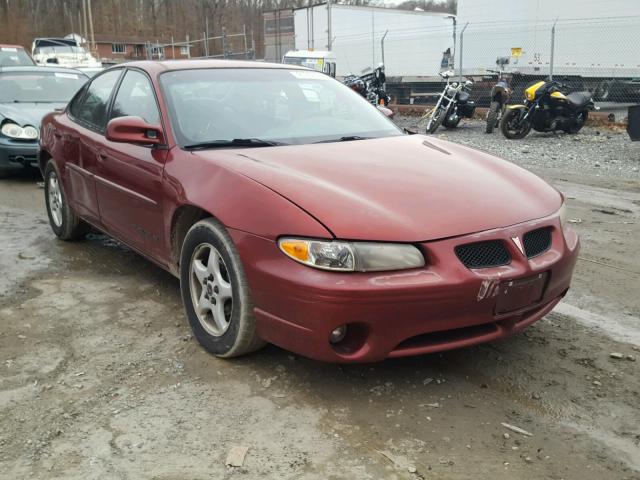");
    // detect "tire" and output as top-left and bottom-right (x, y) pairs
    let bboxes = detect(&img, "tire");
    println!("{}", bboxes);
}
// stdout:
(180, 217), (265, 358)
(44, 161), (89, 240)
(500, 107), (532, 139)
(564, 111), (588, 134)
(426, 106), (446, 134)
(485, 101), (501, 134)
